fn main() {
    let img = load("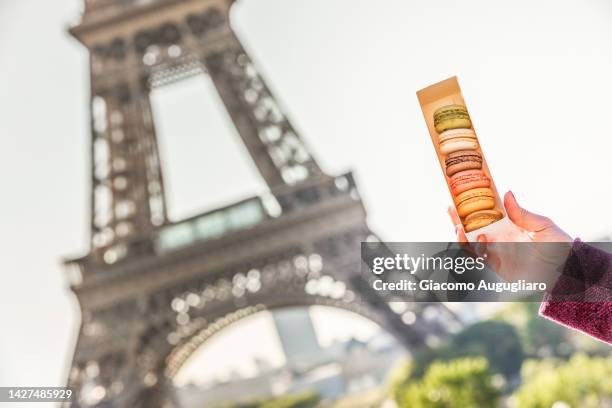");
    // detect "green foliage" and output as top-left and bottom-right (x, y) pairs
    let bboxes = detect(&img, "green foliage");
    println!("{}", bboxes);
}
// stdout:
(259, 392), (320, 408)
(395, 357), (500, 408)
(494, 303), (611, 358)
(494, 303), (569, 357)
(512, 354), (612, 408)
(388, 359), (414, 404)
(524, 305), (568, 356)
(213, 392), (319, 408)
(328, 387), (386, 408)
(451, 320), (524, 377)
(412, 320), (524, 379)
